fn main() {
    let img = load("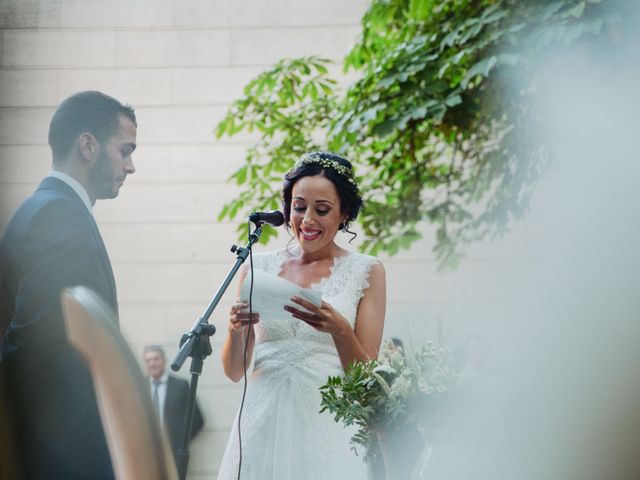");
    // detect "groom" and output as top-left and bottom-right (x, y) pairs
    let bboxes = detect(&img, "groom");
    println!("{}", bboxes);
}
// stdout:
(0, 91), (137, 479)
